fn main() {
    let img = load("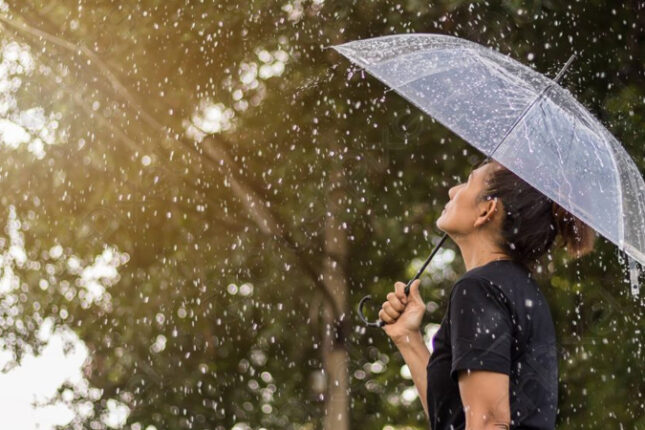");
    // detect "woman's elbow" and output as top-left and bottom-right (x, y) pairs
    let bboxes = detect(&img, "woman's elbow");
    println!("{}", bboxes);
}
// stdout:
(464, 407), (511, 430)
